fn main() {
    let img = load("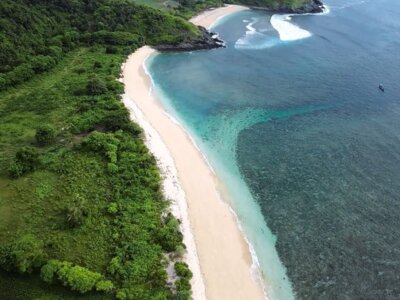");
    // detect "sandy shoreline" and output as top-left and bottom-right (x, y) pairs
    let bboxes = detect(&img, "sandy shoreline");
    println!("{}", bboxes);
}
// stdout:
(190, 4), (249, 29)
(122, 5), (265, 300)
